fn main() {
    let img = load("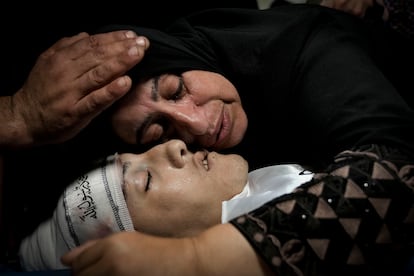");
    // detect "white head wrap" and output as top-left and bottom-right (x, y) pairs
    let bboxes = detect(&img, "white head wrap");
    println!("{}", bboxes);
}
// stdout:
(19, 154), (134, 271)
